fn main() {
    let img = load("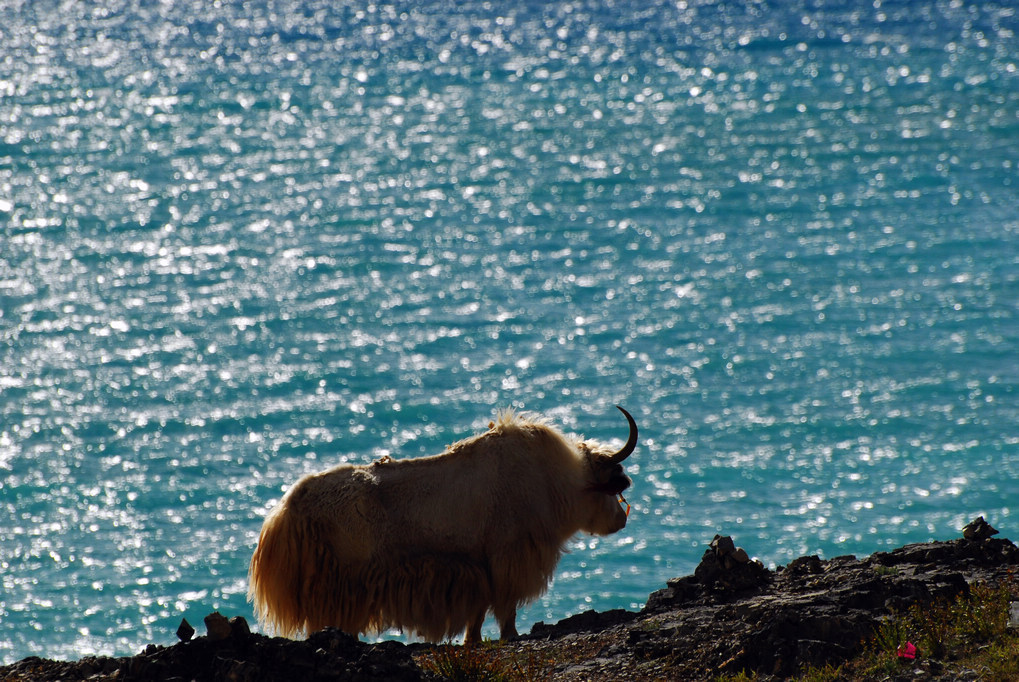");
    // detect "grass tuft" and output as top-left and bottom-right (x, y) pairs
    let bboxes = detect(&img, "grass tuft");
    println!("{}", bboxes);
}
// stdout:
(418, 642), (555, 682)
(798, 573), (1019, 680)
(420, 643), (510, 682)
